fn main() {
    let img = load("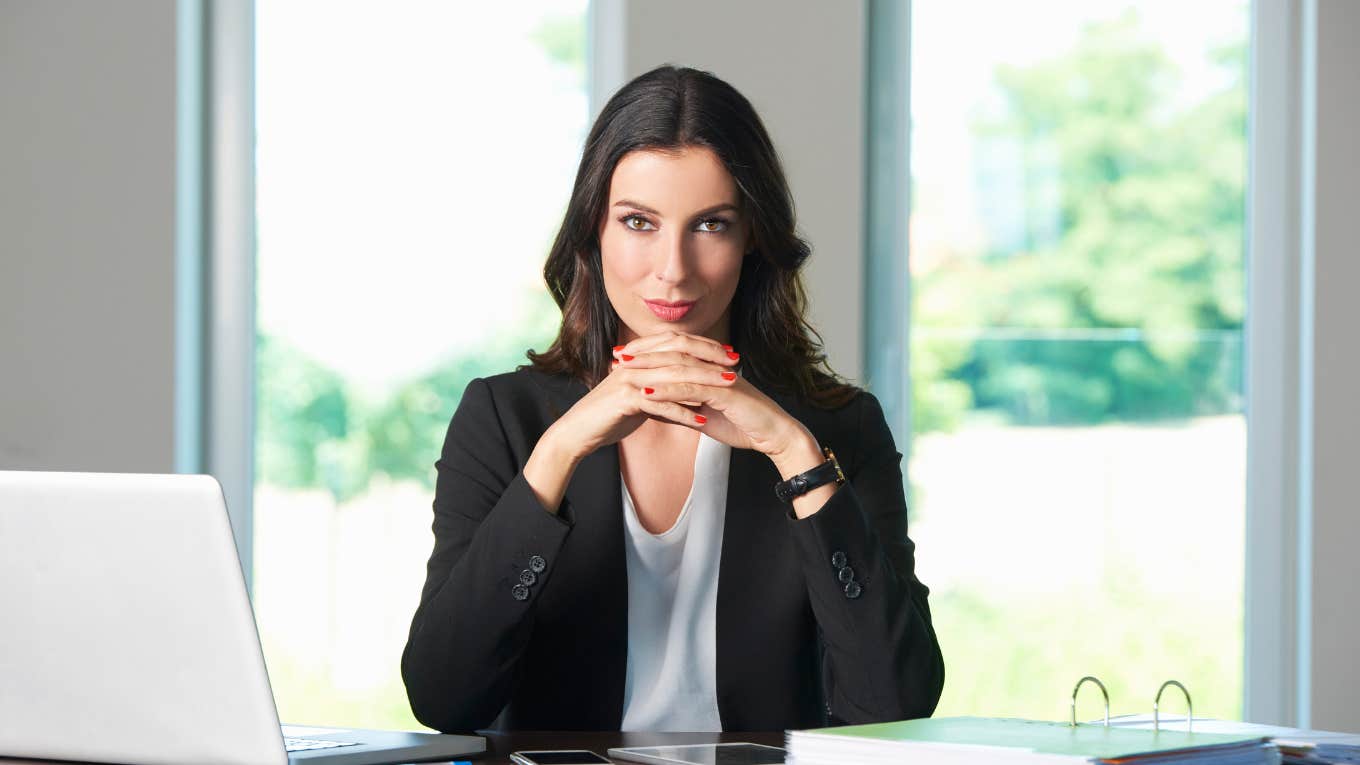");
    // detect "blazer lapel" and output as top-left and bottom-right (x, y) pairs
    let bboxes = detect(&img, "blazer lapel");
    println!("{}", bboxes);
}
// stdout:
(547, 374), (629, 728)
(541, 371), (798, 730)
(715, 382), (792, 728)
